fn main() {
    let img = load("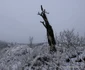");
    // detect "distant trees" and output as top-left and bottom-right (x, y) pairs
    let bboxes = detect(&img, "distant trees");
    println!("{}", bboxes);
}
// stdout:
(0, 41), (8, 50)
(38, 5), (56, 52)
